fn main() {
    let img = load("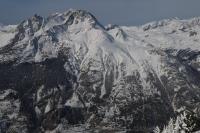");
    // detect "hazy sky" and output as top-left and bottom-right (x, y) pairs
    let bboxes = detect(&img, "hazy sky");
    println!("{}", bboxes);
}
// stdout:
(1, 0), (200, 26)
